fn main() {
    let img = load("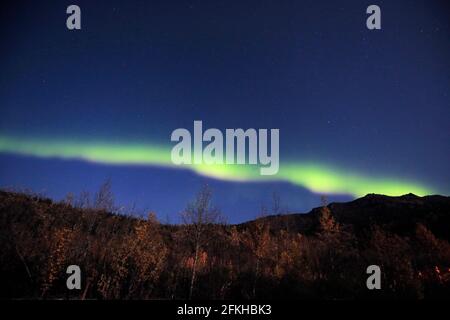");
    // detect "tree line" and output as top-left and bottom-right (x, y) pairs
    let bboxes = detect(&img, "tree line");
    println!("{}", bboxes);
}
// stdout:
(0, 183), (449, 299)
